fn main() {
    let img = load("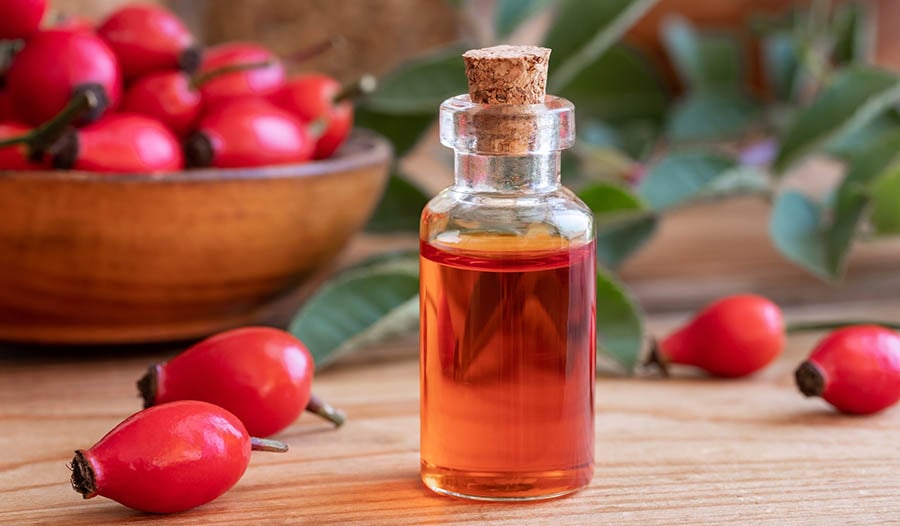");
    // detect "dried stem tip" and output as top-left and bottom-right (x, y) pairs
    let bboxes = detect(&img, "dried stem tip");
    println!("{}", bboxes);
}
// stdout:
(795, 361), (826, 397)
(463, 45), (550, 104)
